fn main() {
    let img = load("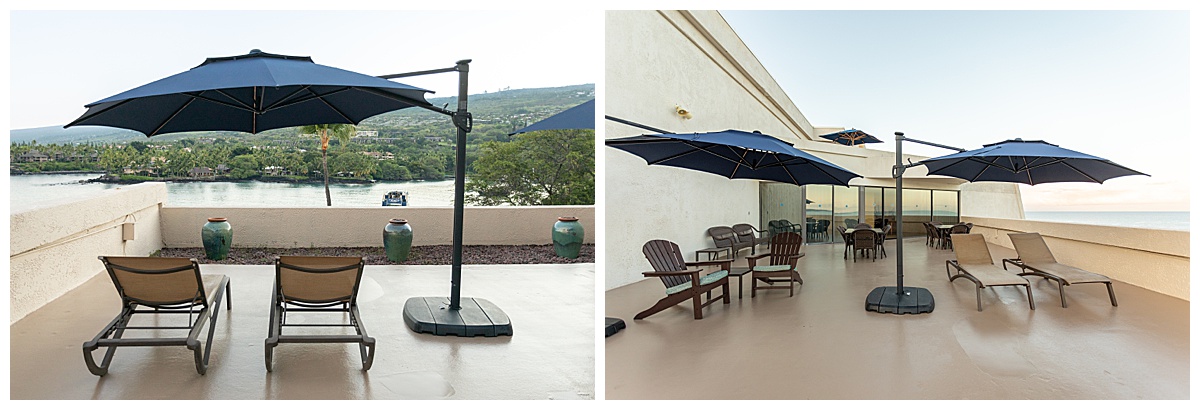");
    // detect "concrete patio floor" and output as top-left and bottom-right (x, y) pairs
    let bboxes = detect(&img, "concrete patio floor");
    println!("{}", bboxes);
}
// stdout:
(604, 238), (1189, 399)
(11, 264), (595, 400)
